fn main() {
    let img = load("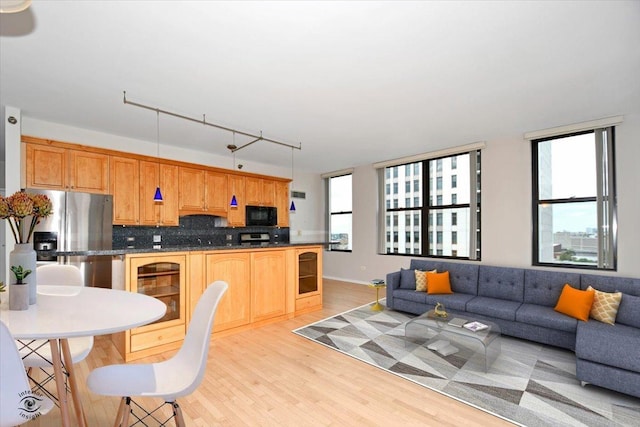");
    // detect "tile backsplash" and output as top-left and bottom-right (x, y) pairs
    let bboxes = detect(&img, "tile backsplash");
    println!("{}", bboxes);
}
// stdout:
(113, 215), (289, 249)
